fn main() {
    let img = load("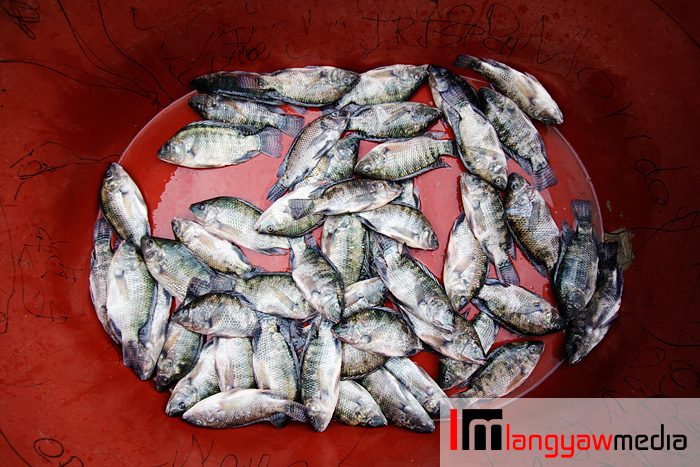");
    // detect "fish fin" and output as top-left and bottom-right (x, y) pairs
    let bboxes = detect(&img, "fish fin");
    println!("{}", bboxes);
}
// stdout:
(186, 276), (212, 297)
(470, 297), (492, 316)
(382, 106), (413, 126)
(277, 114), (305, 137)
(270, 415), (289, 428)
(452, 54), (482, 70)
(532, 165), (557, 191)
(122, 339), (138, 368)
(277, 317), (302, 379)
(561, 220), (575, 245)
(505, 147), (533, 176)
(409, 255), (442, 286)
(258, 246), (289, 256)
(599, 241), (619, 266)
(422, 130), (448, 139)
(276, 148), (290, 178)
(395, 157), (450, 180)
(571, 199), (593, 226)
(288, 199), (315, 220)
(256, 127), (283, 158)
(496, 257), (520, 286)
(318, 104), (338, 115)
(512, 235), (548, 278)
(266, 180), (288, 202)
(287, 104), (307, 115)
(284, 401), (309, 423)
